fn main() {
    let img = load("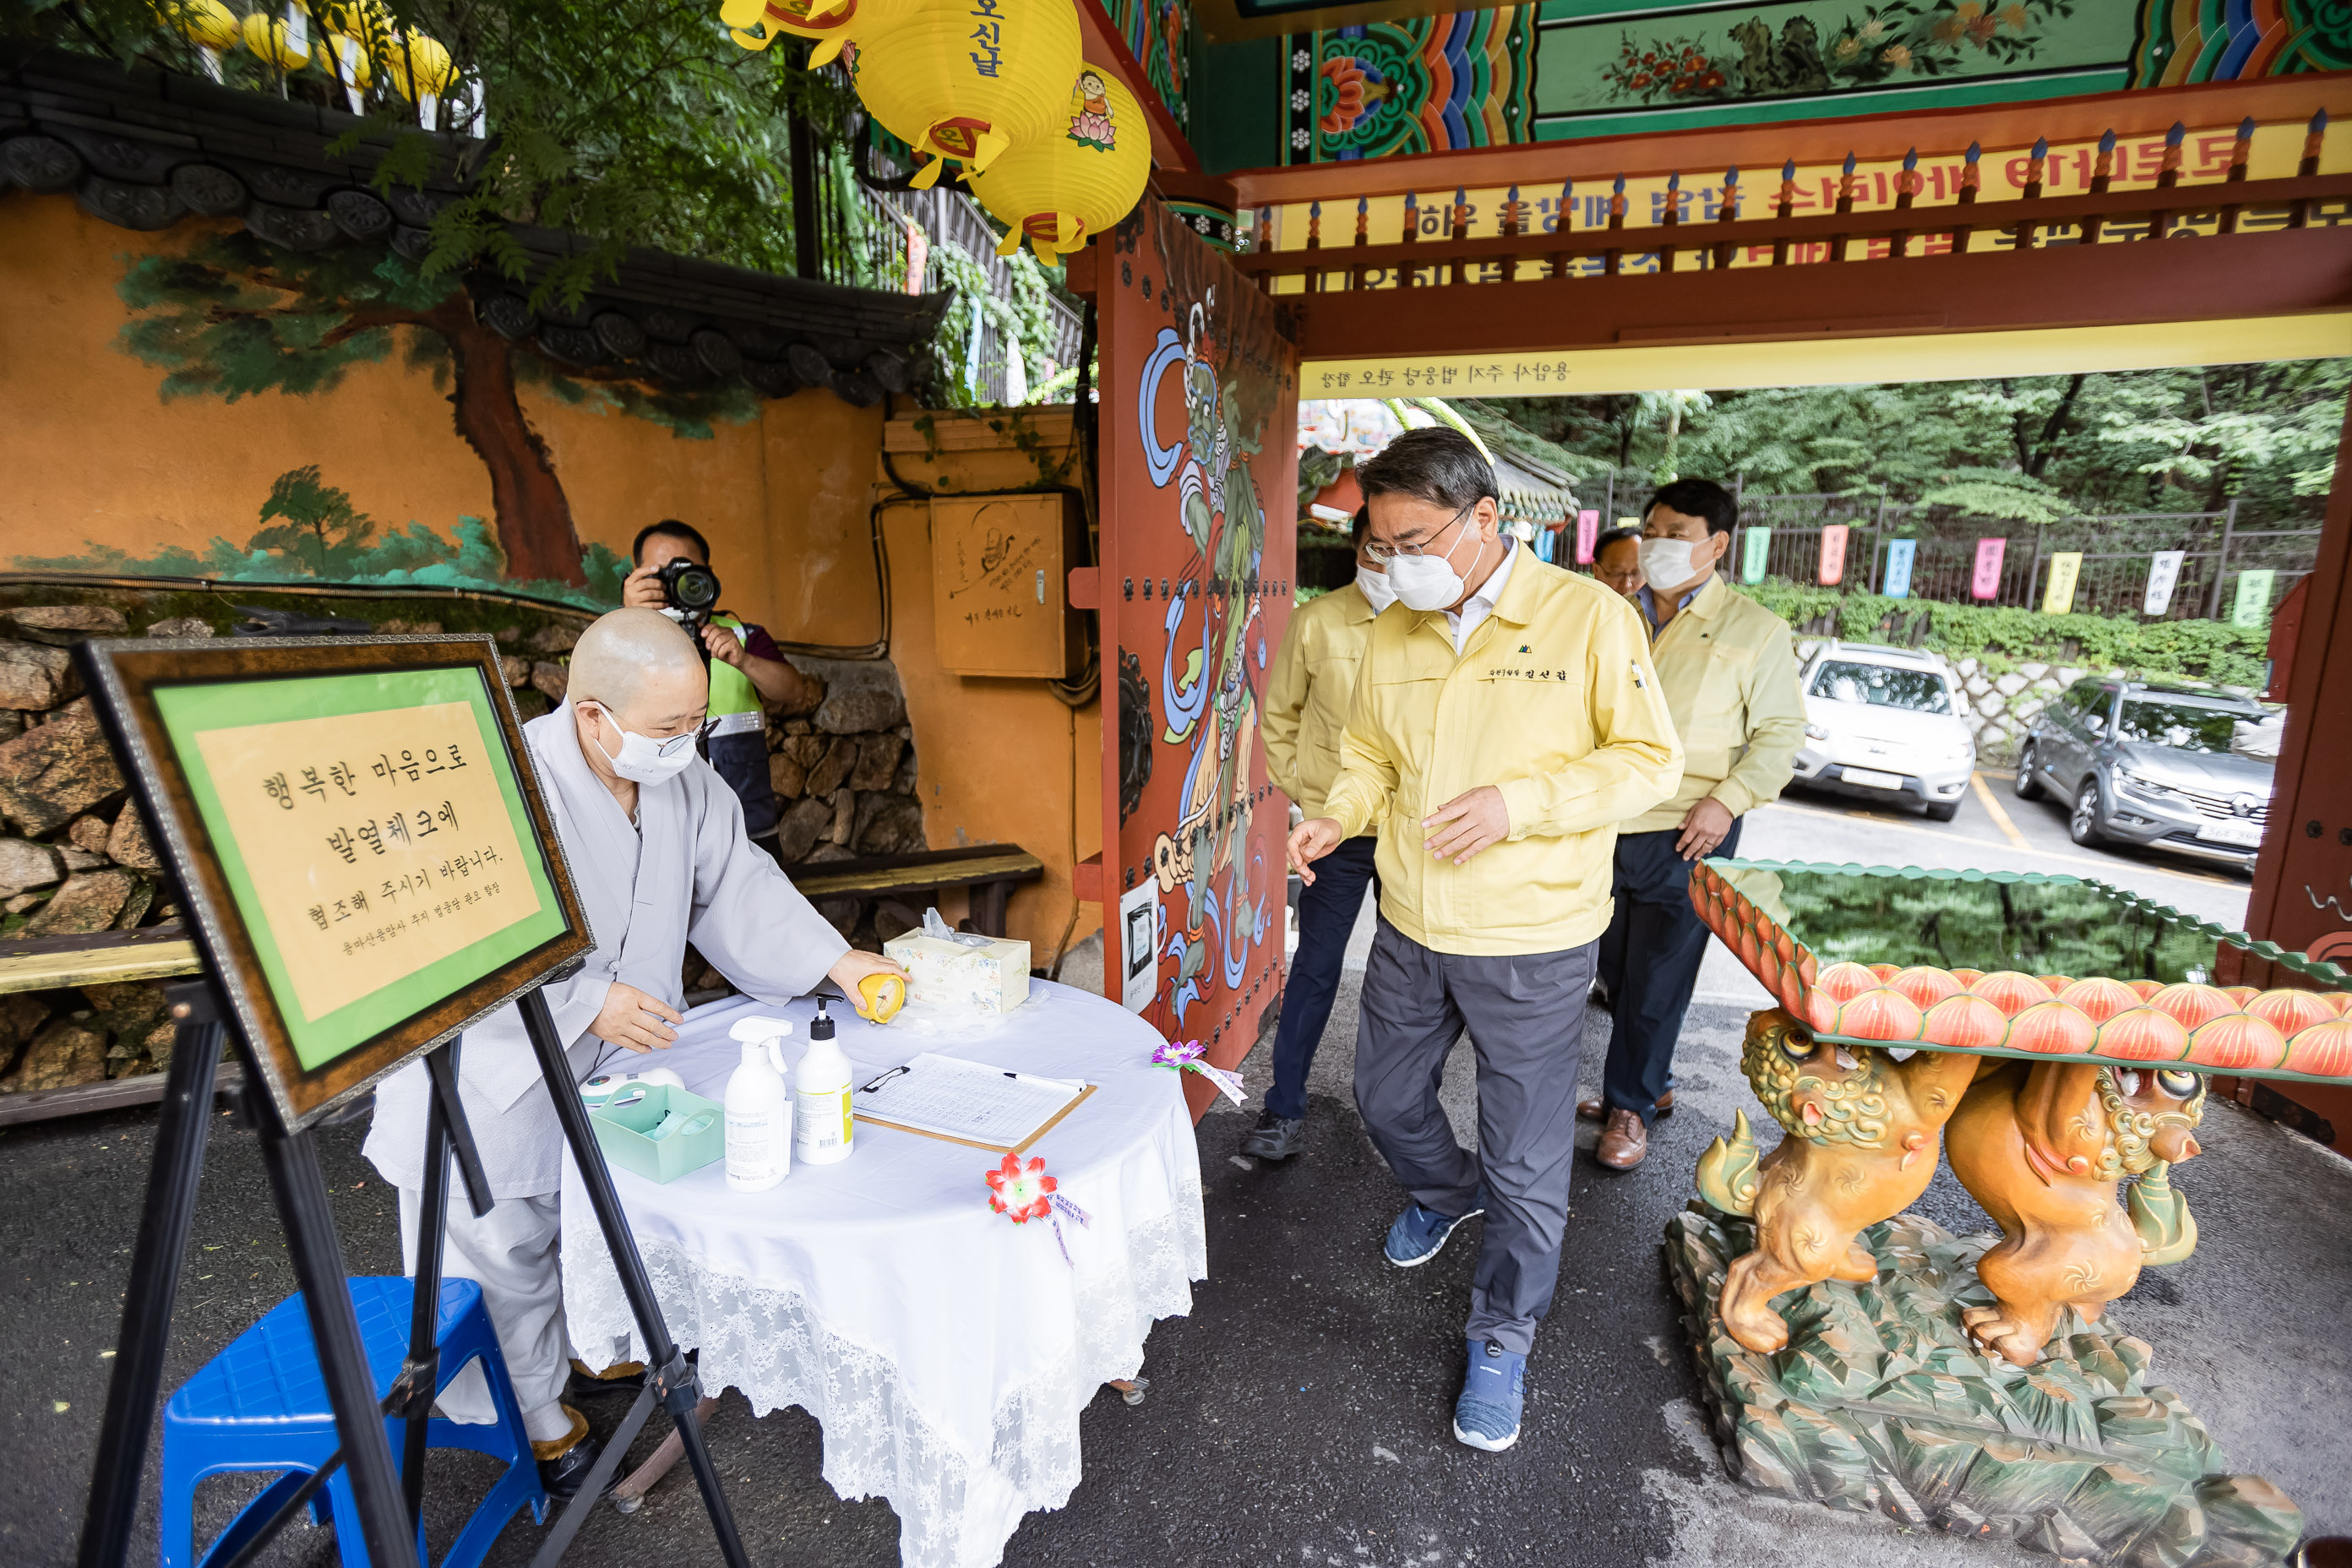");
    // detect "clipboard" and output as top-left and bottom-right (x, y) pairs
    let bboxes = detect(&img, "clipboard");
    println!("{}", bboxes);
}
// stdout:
(852, 1054), (1097, 1155)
